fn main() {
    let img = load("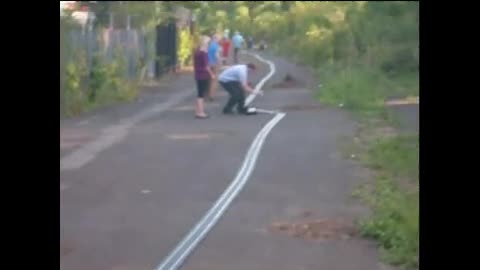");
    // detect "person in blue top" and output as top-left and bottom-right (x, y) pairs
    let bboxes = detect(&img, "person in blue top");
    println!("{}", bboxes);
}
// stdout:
(207, 34), (221, 100)
(232, 31), (244, 64)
